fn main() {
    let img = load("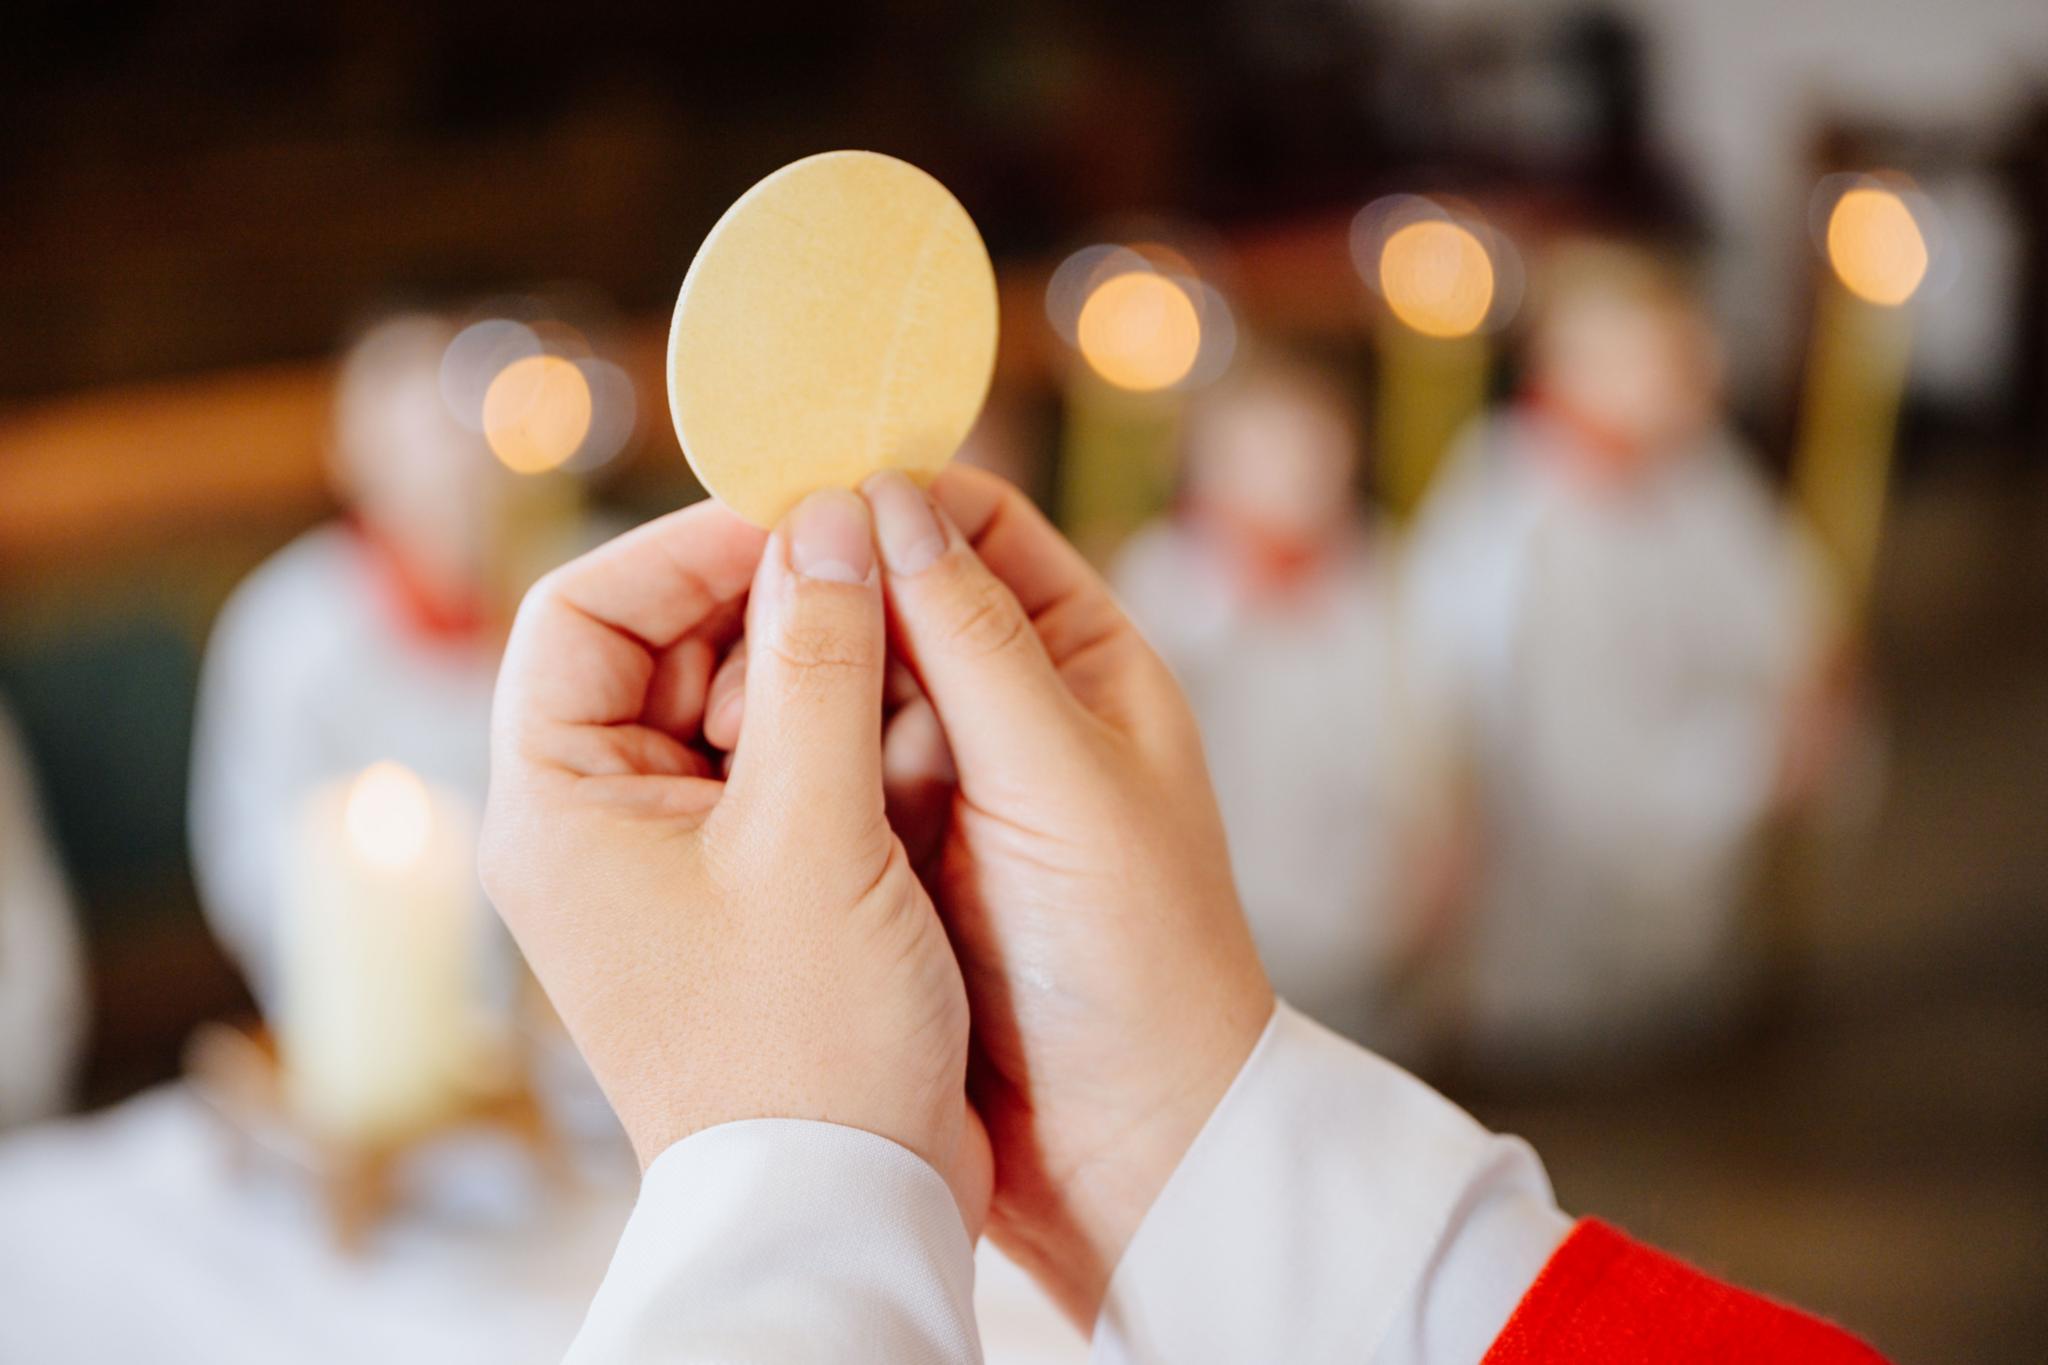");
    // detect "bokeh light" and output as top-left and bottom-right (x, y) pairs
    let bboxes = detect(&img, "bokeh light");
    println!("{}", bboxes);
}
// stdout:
(1076, 271), (1203, 391)
(344, 761), (432, 873)
(1379, 219), (1496, 339)
(482, 354), (594, 473)
(1826, 185), (1930, 308)
(1351, 195), (1522, 338)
